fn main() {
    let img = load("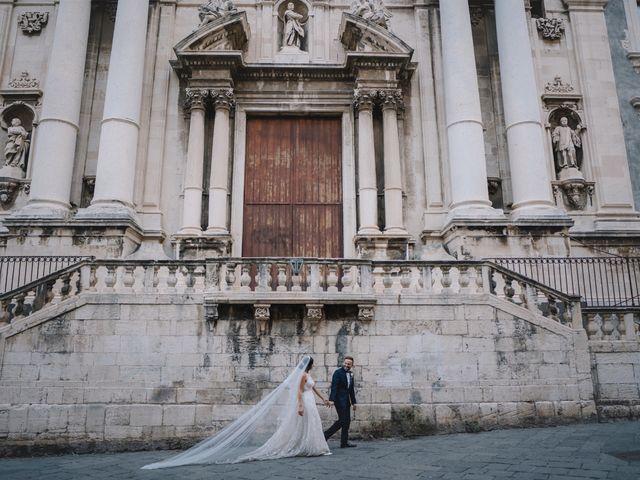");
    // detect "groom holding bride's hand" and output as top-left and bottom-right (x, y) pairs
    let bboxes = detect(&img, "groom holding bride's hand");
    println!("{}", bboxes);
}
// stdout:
(324, 356), (357, 448)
